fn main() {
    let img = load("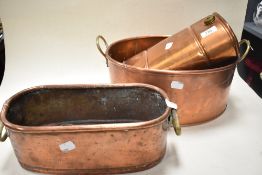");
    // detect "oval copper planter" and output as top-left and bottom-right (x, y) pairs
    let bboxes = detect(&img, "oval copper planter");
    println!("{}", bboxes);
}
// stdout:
(97, 35), (241, 125)
(0, 84), (179, 174)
